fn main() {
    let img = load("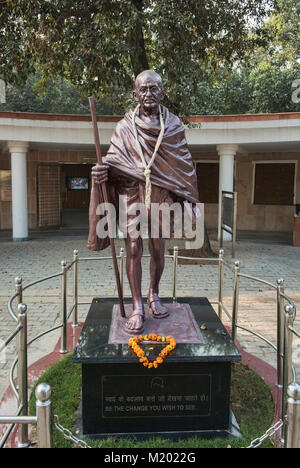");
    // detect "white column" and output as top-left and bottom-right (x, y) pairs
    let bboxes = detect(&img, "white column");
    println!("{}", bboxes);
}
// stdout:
(8, 141), (29, 241)
(216, 144), (239, 241)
